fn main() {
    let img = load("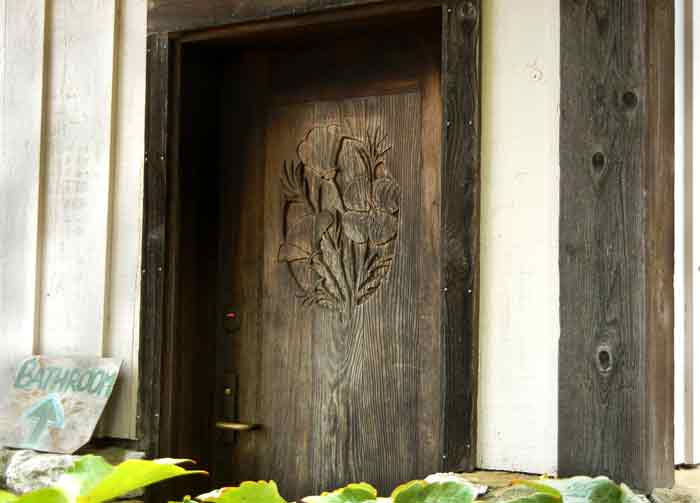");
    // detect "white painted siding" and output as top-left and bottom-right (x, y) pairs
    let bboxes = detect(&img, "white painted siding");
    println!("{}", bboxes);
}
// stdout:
(477, 0), (560, 474)
(0, 1), (46, 398)
(0, 0), (145, 439)
(101, 0), (146, 439)
(674, 0), (692, 466)
(676, 0), (700, 466)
